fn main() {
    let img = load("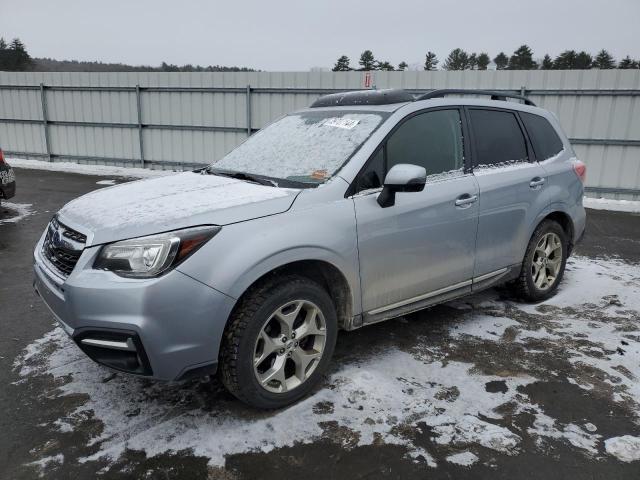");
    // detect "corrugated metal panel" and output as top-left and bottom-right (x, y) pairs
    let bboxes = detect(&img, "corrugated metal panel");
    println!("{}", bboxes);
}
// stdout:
(0, 88), (41, 120)
(0, 70), (639, 198)
(142, 129), (245, 164)
(45, 89), (137, 123)
(48, 125), (139, 160)
(0, 121), (46, 153)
